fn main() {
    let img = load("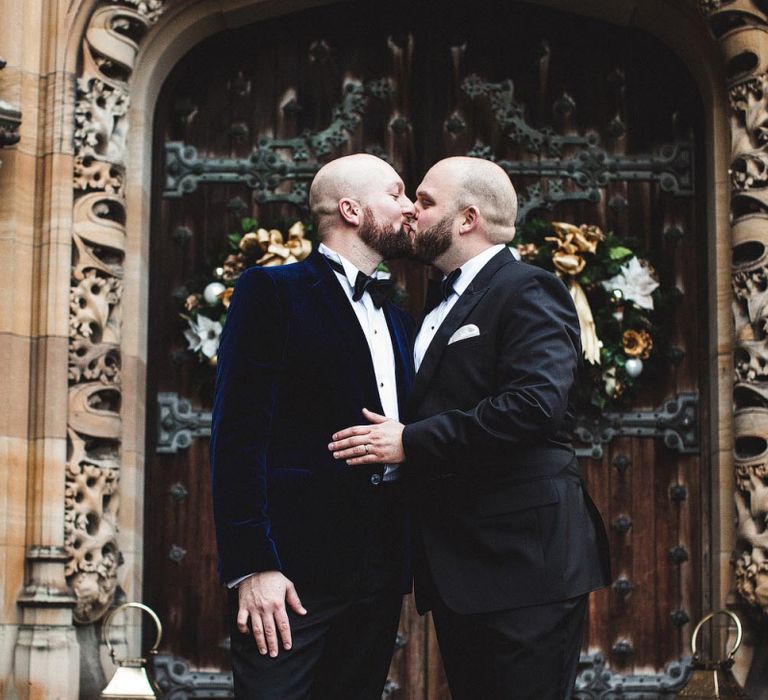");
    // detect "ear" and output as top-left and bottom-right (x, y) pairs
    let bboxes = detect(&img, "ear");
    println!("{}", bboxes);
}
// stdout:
(339, 198), (362, 226)
(459, 205), (480, 235)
